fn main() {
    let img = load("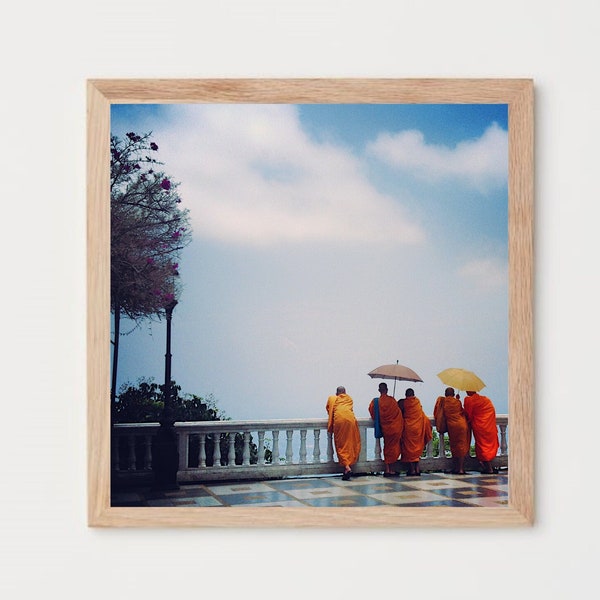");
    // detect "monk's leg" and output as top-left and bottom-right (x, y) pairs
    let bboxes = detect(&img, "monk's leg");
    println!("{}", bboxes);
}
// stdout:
(454, 455), (465, 474)
(481, 461), (493, 474)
